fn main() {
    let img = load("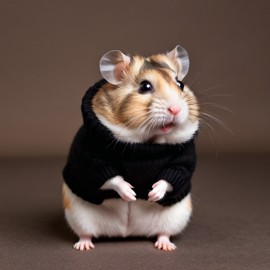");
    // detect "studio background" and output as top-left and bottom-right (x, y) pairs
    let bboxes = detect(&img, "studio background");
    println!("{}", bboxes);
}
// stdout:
(0, 1), (269, 270)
